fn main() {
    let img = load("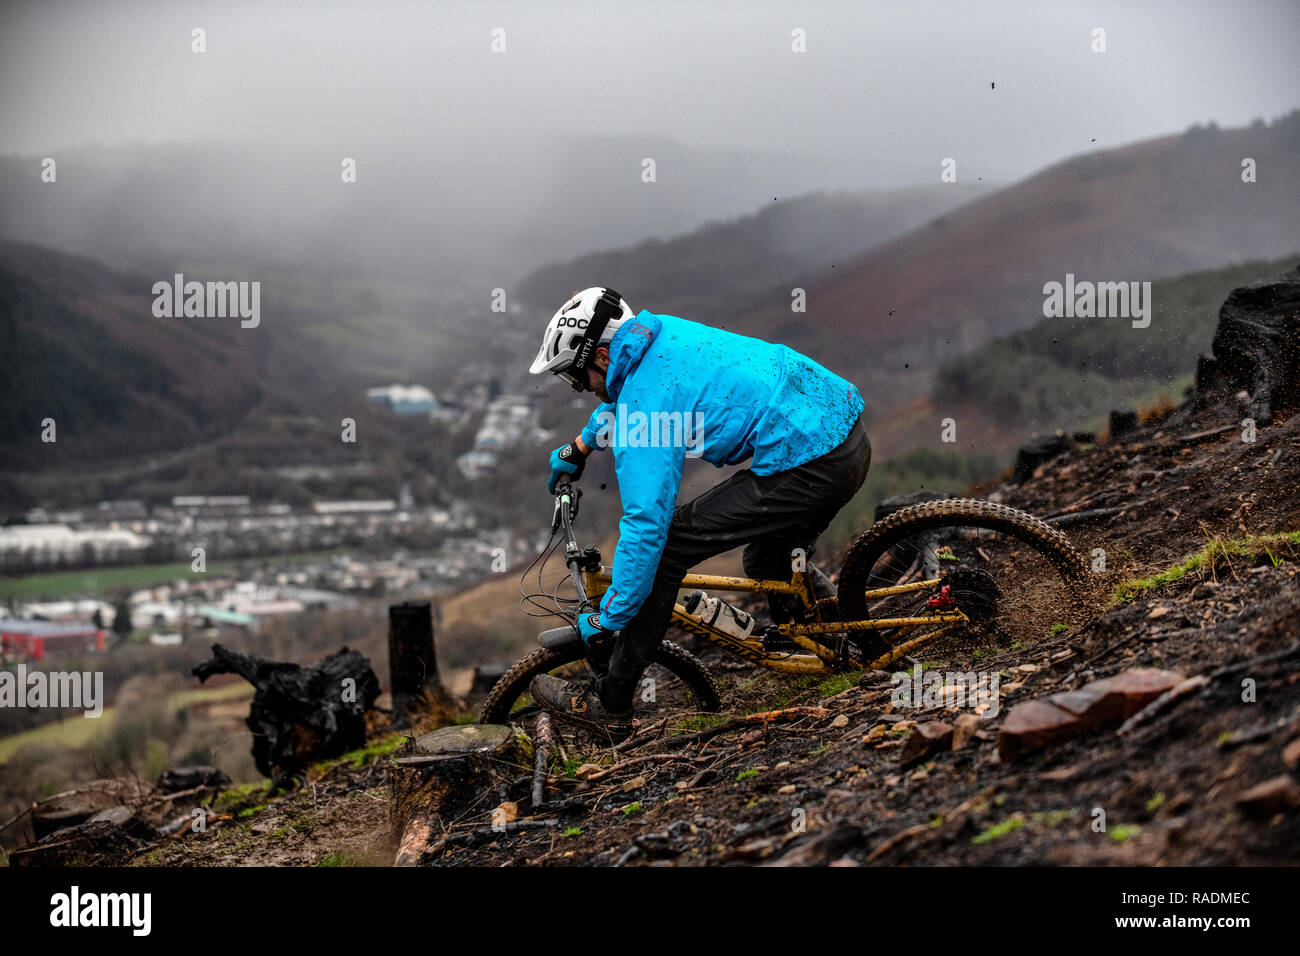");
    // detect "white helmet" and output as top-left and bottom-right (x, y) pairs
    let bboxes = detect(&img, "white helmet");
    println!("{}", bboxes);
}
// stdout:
(529, 287), (634, 389)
